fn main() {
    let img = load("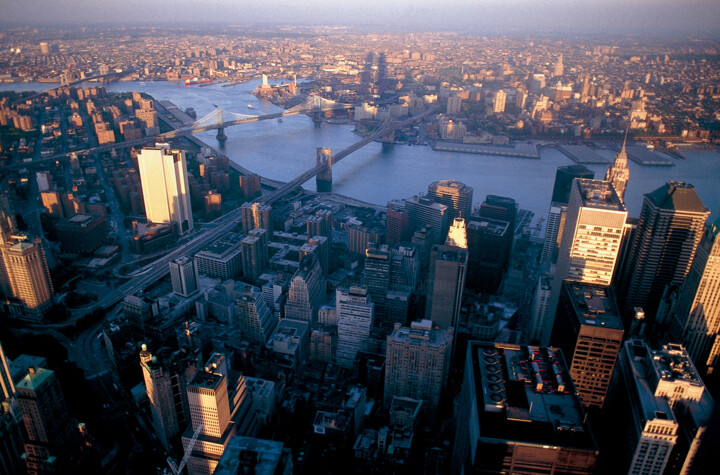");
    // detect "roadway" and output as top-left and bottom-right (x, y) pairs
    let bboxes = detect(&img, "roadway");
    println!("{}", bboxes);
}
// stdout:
(0, 102), (352, 173)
